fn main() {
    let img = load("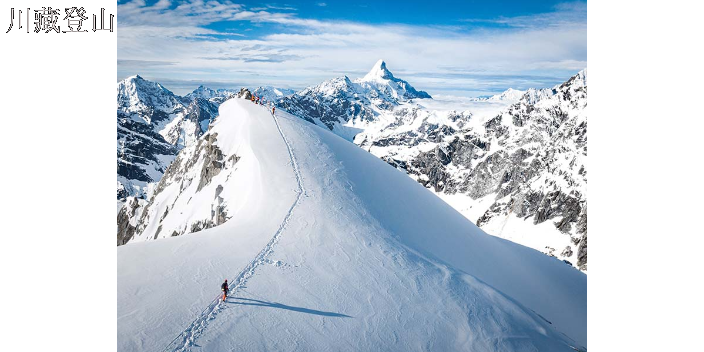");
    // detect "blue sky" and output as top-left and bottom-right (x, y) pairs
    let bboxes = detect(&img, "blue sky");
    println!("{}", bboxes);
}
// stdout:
(117, 0), (587, 96)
